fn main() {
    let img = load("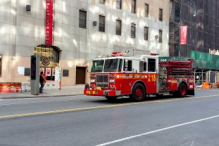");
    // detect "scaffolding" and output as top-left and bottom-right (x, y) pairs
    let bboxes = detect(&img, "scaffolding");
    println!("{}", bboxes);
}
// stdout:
(169, 0), (219, 58)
